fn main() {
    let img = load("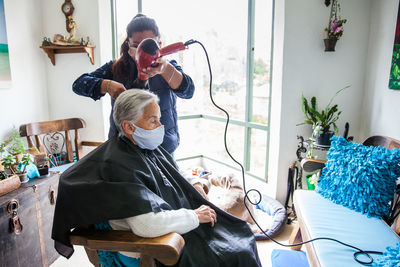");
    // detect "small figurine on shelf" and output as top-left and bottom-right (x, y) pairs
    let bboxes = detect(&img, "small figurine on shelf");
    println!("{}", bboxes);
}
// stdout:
(66, 15), (78, 43)
(41, 37), (52, 46)
(80, 36), (91, 46)
(49, 15), (84, 46)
